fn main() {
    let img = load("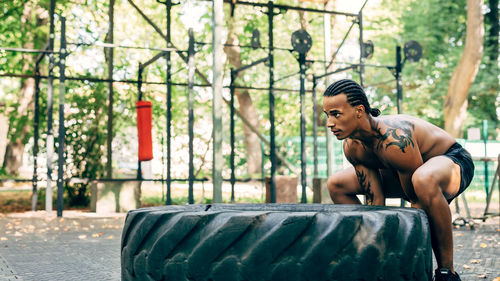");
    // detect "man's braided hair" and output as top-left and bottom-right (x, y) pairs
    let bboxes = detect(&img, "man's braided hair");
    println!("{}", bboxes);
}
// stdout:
(324, 79), (381, 117)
